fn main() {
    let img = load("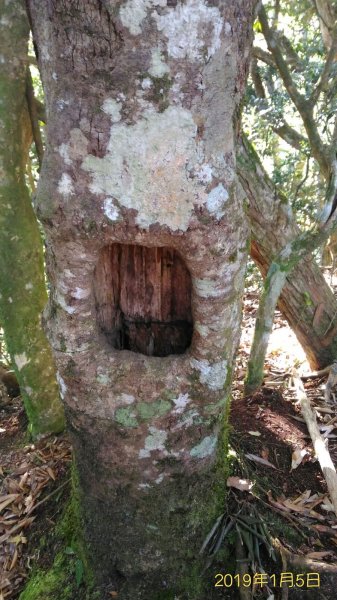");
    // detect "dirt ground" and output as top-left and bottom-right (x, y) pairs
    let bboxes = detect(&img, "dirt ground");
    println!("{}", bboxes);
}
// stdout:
(1, 291), (337, 599)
